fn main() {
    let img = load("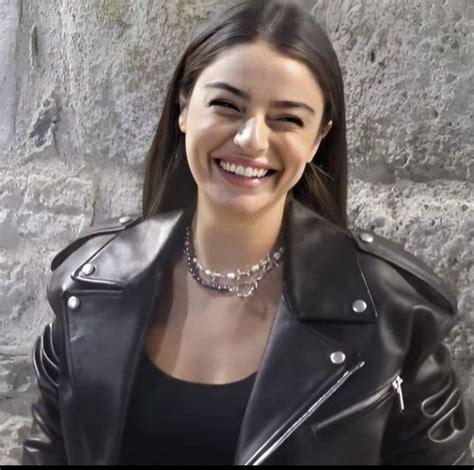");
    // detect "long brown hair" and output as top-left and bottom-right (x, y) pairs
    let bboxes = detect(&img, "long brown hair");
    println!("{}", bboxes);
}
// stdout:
(142, 0), (348, 229)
